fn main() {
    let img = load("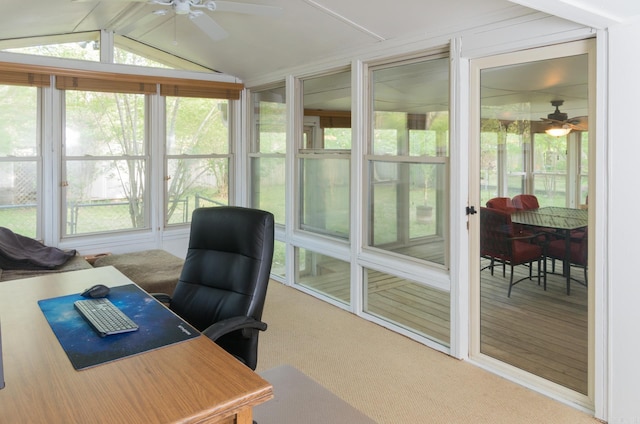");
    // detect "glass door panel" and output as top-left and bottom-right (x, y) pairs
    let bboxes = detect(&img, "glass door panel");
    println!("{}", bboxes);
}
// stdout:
(477, 52), (590, 395)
